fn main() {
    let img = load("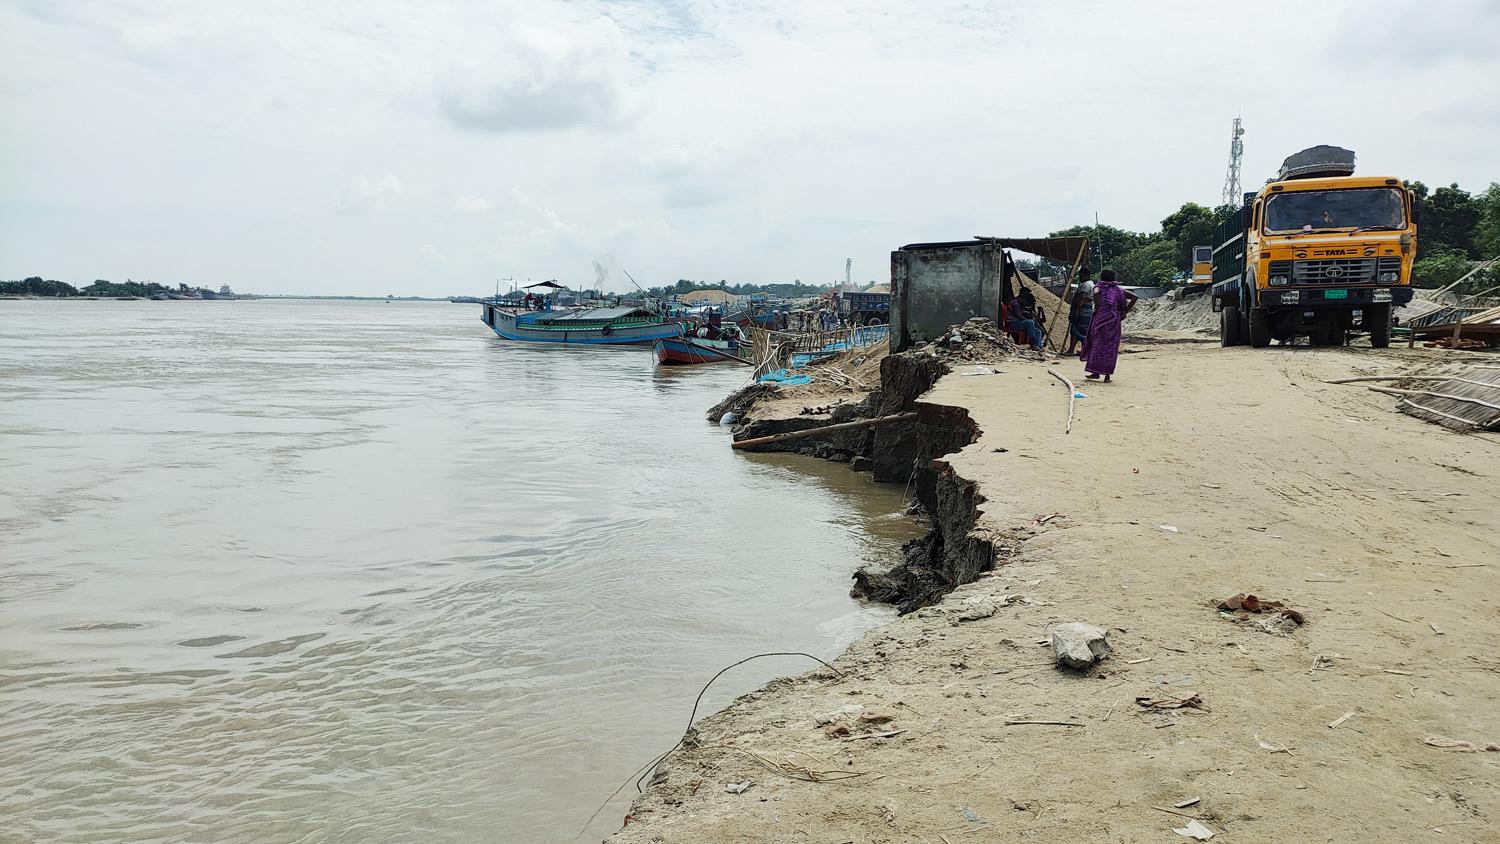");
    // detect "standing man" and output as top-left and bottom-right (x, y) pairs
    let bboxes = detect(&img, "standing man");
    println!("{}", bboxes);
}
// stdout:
(1065, 268), (1096, 357)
